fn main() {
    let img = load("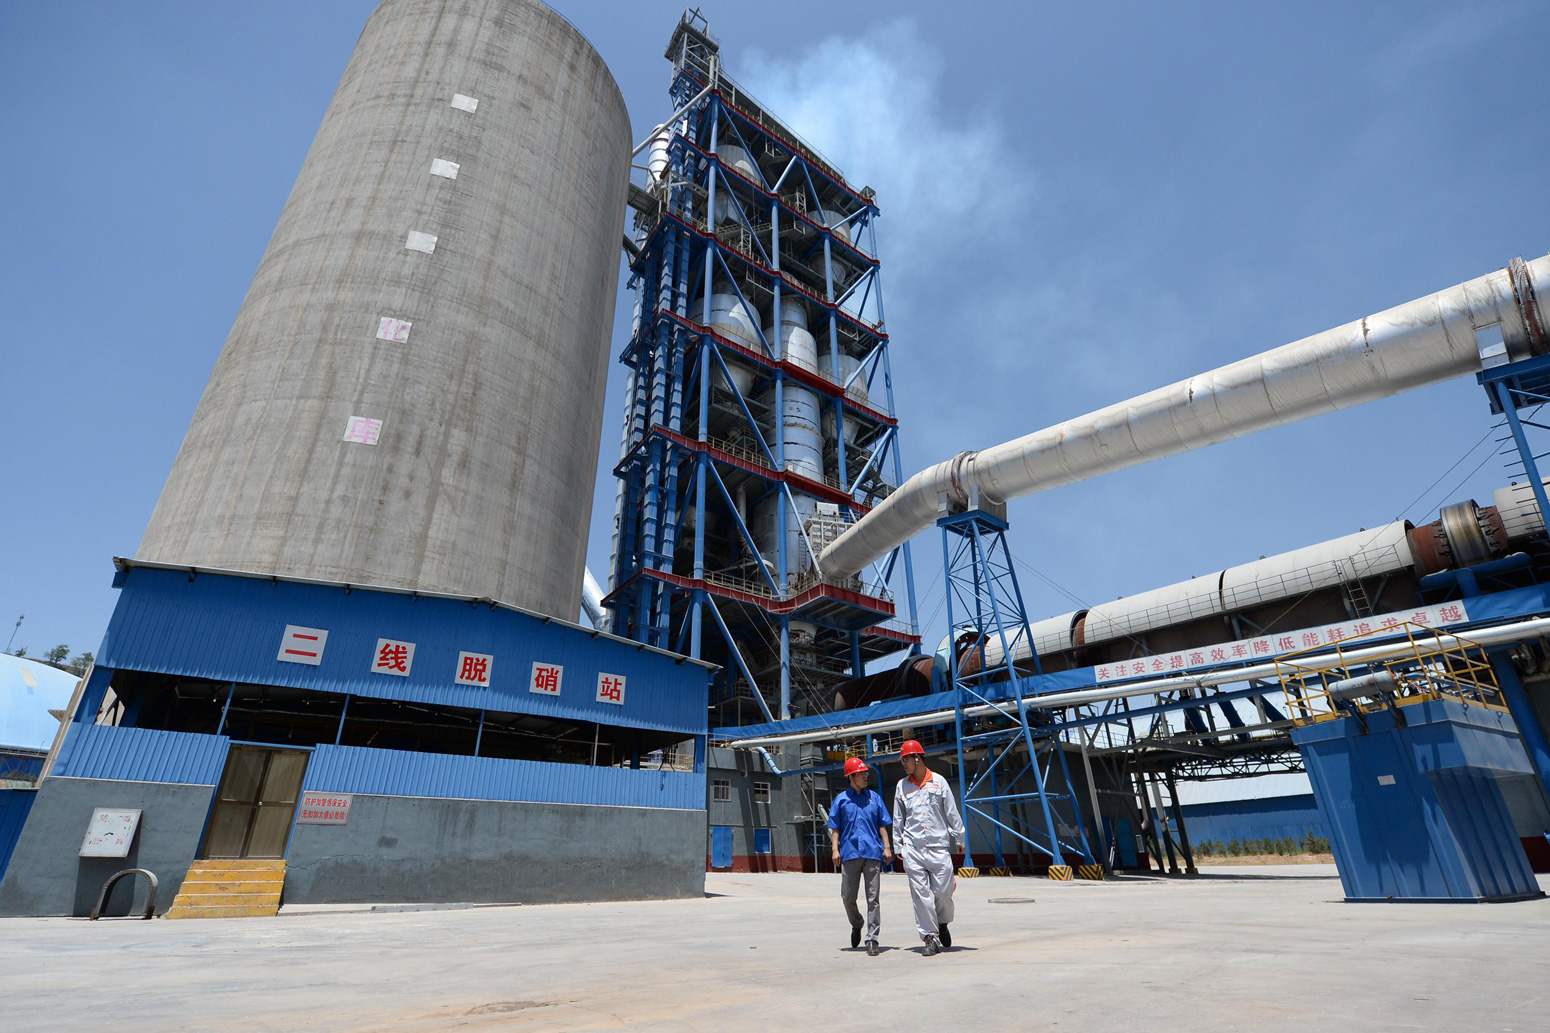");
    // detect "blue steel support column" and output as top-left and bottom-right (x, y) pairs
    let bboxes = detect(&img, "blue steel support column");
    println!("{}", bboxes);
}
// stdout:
(822, 227), (848, 492)
(988, 754), (1006, 868)
(867, 213), (918, 636)
(945, 521), (976, 869)
(969, 517), (1066, 868)
(218, 680), (237, 737)
(333, 693), (350, 745)
(1494, 379), (1550, 533)
(1490, 648), (1550, 806)
(780, 617), (792, 720)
